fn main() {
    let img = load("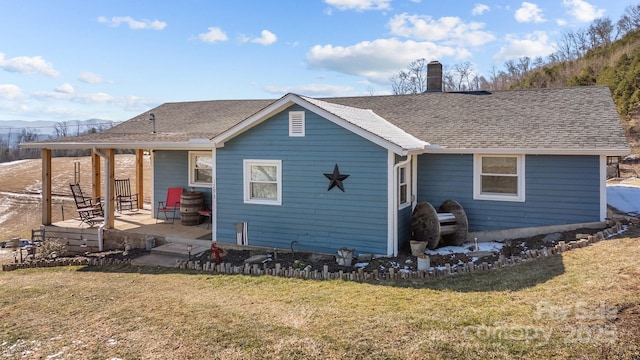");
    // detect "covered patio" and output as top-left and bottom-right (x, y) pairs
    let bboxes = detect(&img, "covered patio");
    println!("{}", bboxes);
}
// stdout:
(44, 208), (213, 254)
